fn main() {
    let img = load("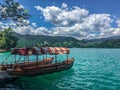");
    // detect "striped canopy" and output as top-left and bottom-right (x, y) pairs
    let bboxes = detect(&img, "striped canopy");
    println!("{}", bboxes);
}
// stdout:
(11, 47), (69, 55)
(40, 47), (69, 54)
(11, 48), (39, 55)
